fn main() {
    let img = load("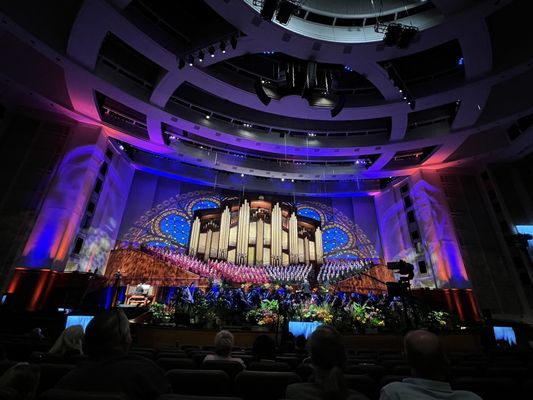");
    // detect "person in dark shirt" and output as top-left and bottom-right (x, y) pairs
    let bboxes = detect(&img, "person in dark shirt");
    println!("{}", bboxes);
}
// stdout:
(286, 326), (368, 400)
(55, 309), (169, 400)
